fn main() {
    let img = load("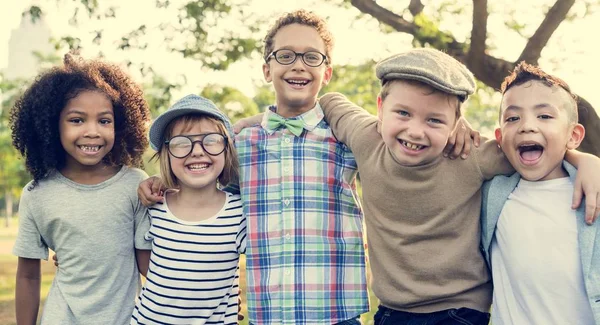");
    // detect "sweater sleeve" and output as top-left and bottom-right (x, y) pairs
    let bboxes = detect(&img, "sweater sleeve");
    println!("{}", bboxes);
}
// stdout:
(475, 138), (515, 180)
(318, 92), (379, 152)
